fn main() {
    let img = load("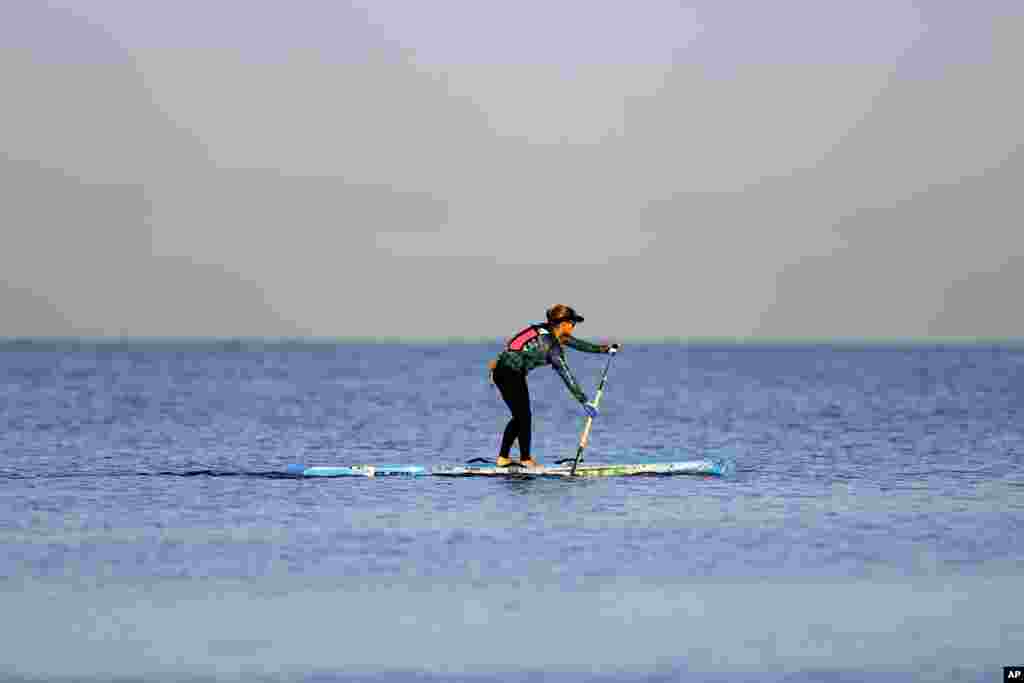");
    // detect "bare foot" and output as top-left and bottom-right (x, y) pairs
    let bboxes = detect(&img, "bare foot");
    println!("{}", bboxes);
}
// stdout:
(518, 457), (540, 468)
